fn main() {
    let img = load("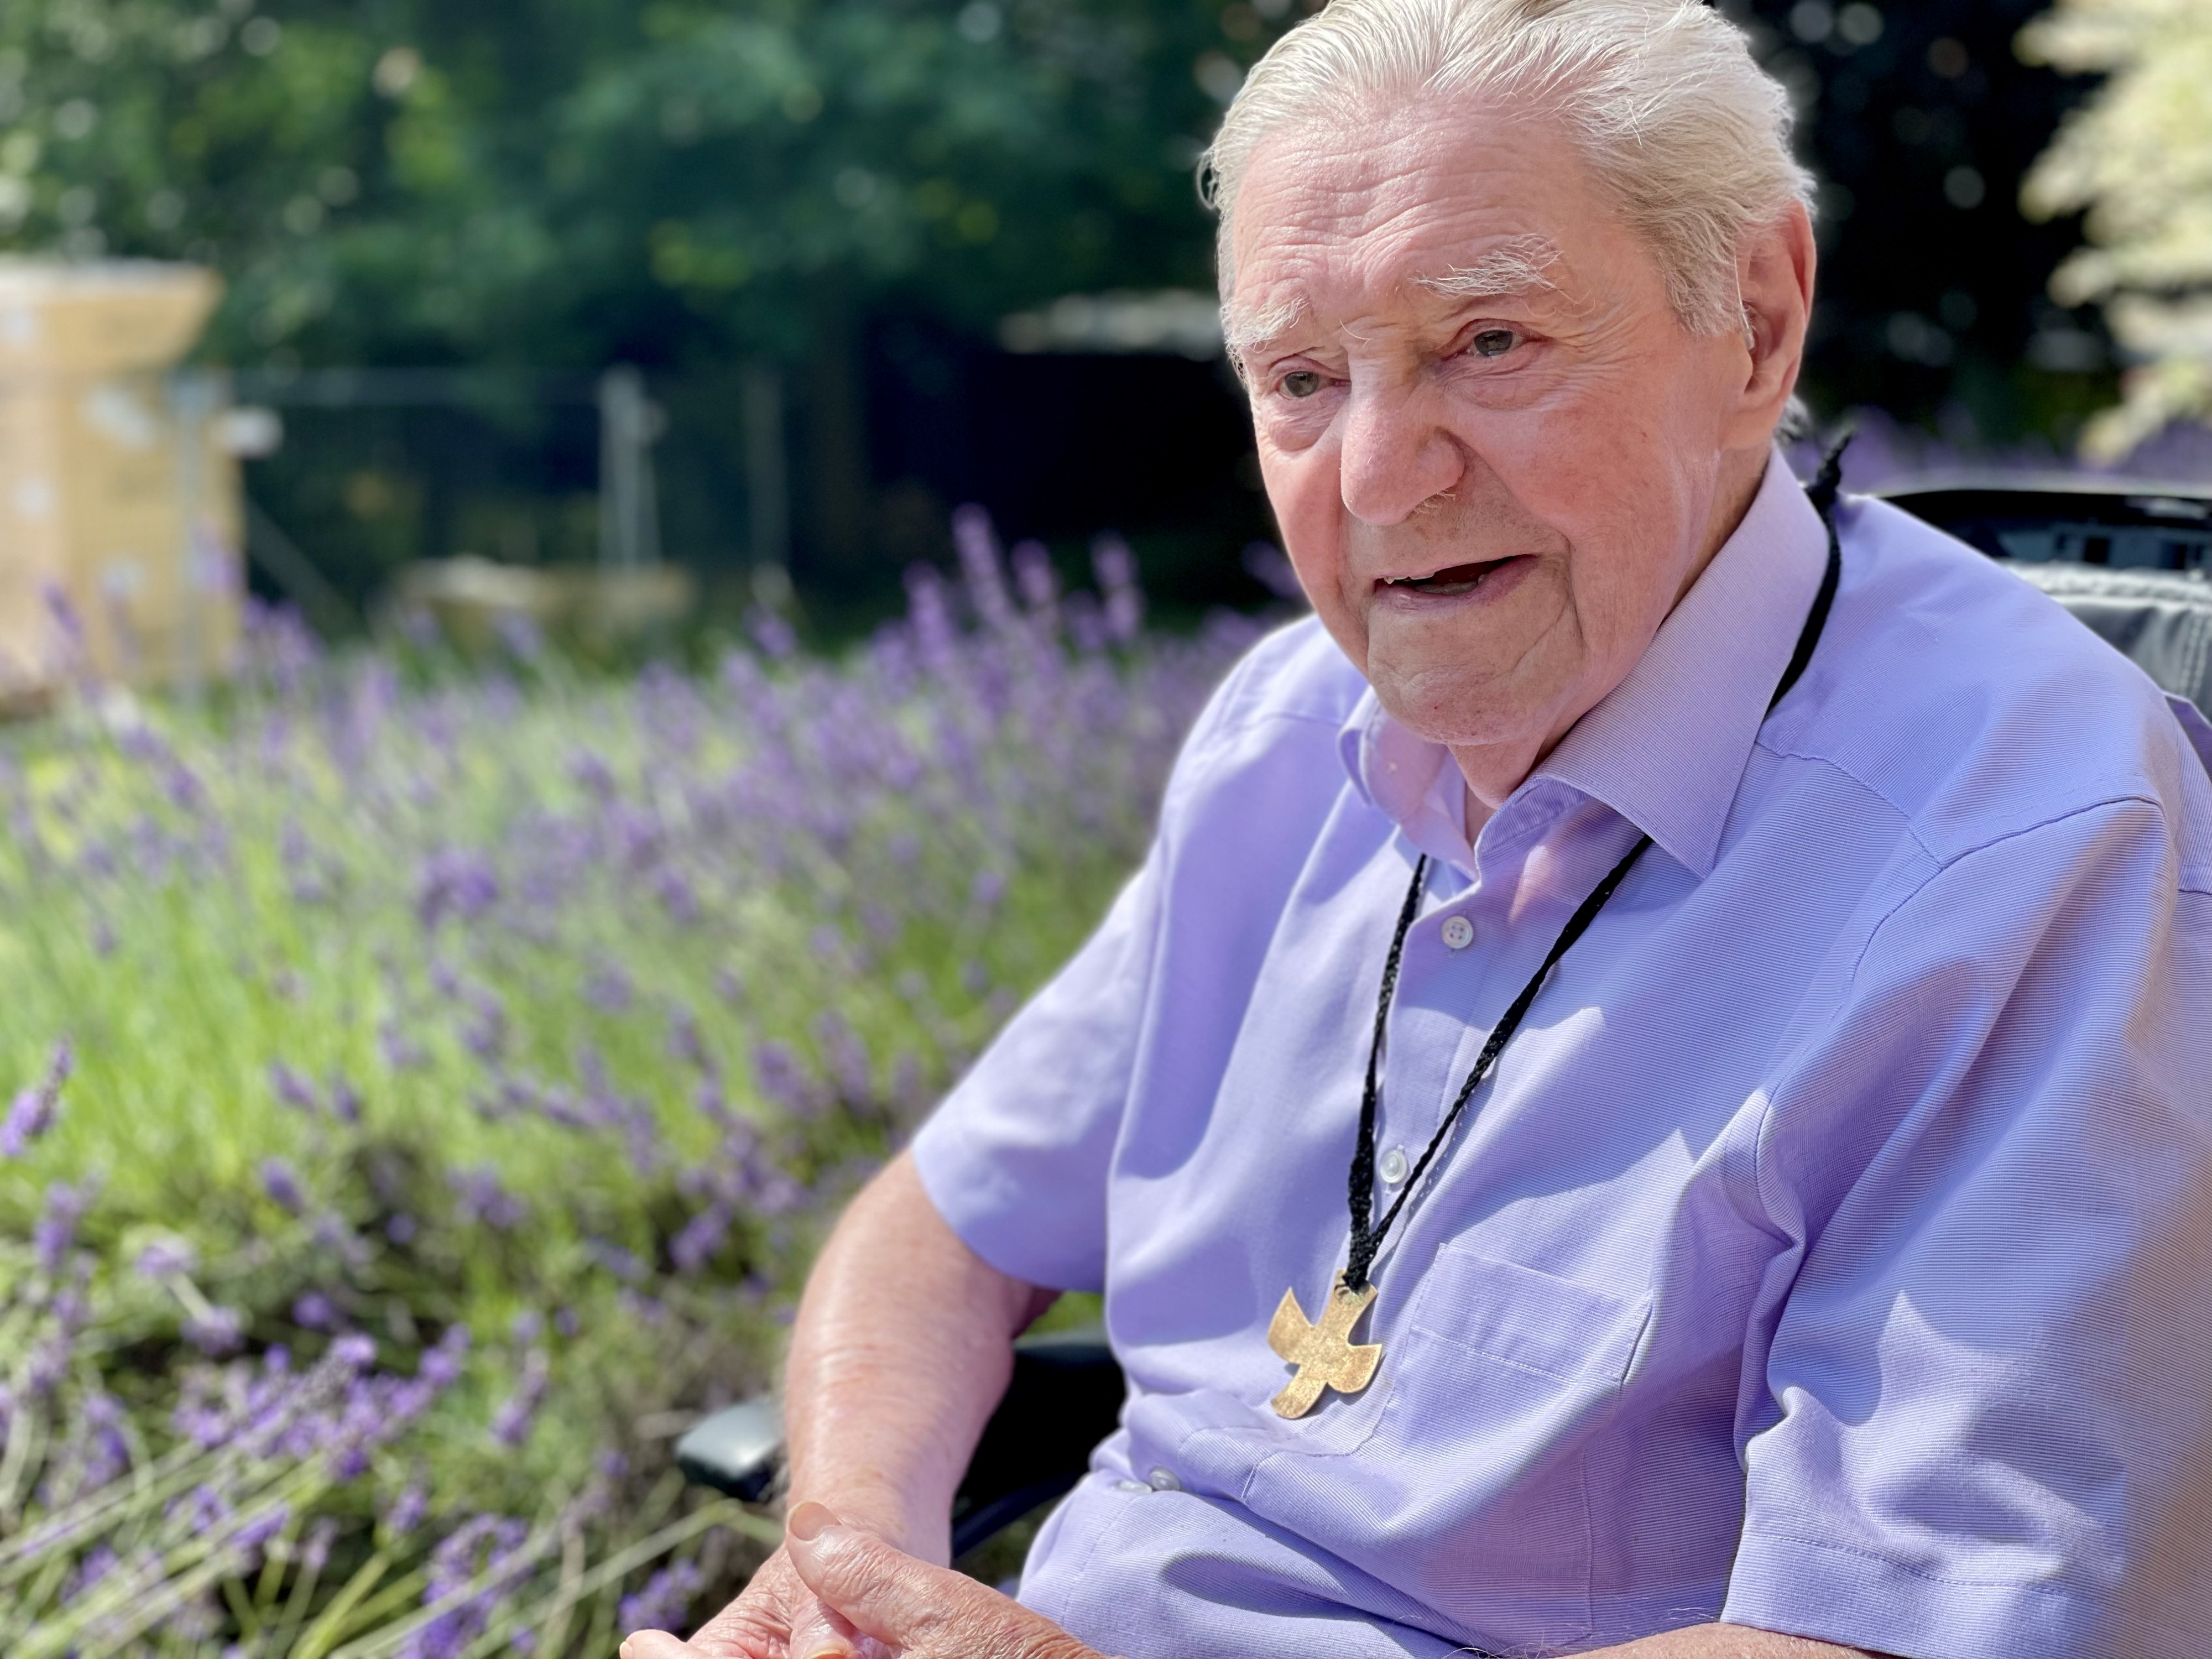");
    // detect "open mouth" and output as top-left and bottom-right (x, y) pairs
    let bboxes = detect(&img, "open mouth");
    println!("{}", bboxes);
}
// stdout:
(1378, 555), (1521, 598)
